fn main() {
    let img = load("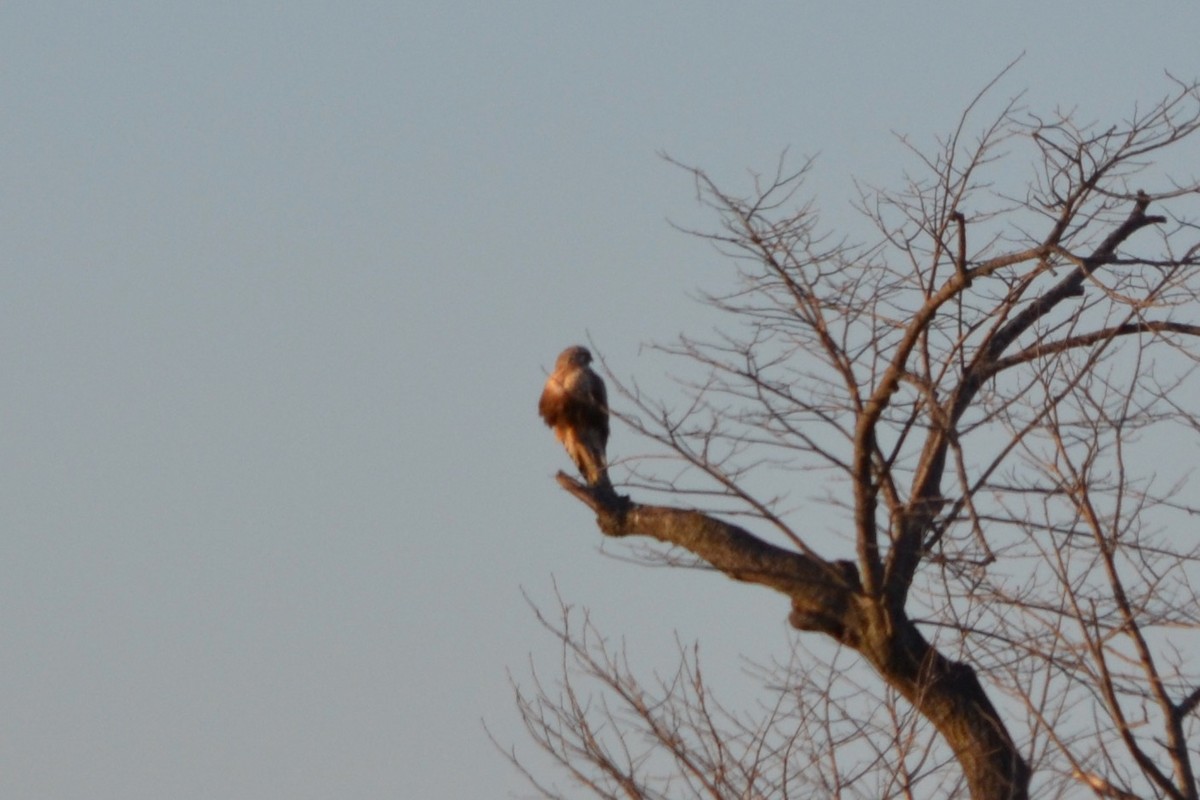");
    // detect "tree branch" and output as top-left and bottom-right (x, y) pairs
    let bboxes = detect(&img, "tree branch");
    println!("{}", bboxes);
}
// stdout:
(555, 472), (860, 640)
(988, 321), (1200, 375)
